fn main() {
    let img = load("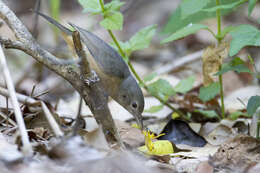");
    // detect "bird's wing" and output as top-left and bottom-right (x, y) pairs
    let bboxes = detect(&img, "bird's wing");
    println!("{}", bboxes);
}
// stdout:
(69, 23), (130, 79)
(35, 11), (130, 79)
